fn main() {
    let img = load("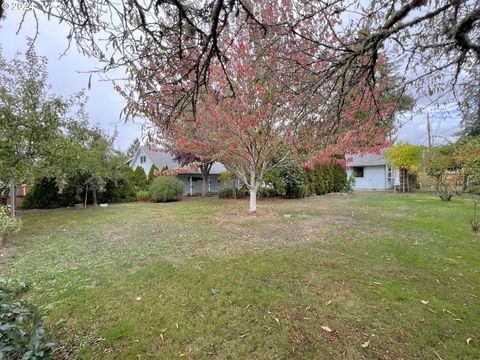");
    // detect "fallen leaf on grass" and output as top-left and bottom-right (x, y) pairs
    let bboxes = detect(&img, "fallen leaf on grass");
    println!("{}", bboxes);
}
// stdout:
(467, 338), (472, 345)
(361, 340), (370, 348)
(135, 296), (142, 301)
(442, 309), (458, 318)
(420, 300), (429, 305)
(321, 325), (332, 333)
(346, 236), (353, 241)
(274, 317), (280, 325)
(432, 349), (443, 360)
